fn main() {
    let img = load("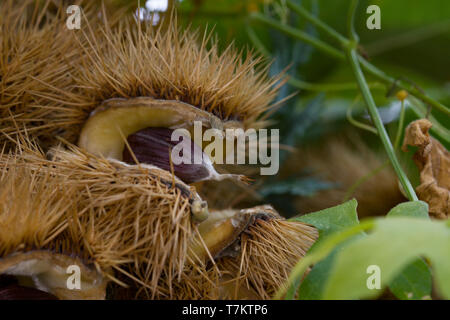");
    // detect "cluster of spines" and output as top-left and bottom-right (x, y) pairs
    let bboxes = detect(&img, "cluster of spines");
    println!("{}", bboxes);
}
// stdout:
(1, 0), (282, 149)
